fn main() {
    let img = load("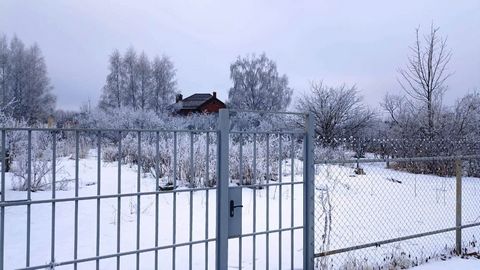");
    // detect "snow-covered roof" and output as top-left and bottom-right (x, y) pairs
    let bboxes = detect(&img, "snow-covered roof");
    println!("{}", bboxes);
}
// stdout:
(180, 93), (214, 109)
